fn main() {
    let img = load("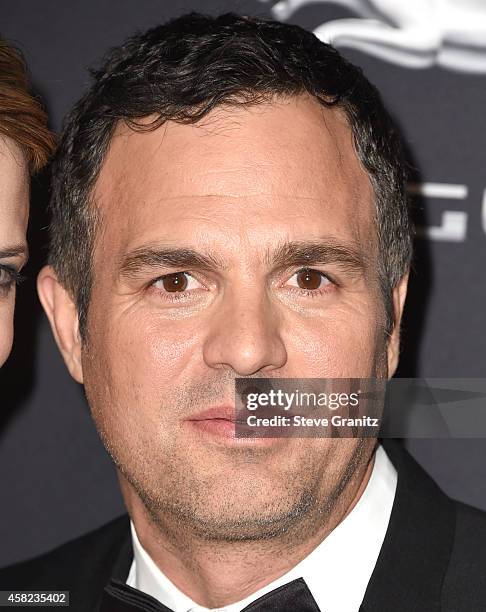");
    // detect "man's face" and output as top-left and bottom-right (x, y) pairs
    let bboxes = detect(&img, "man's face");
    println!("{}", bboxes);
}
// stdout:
(78, 96), (395, 539)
